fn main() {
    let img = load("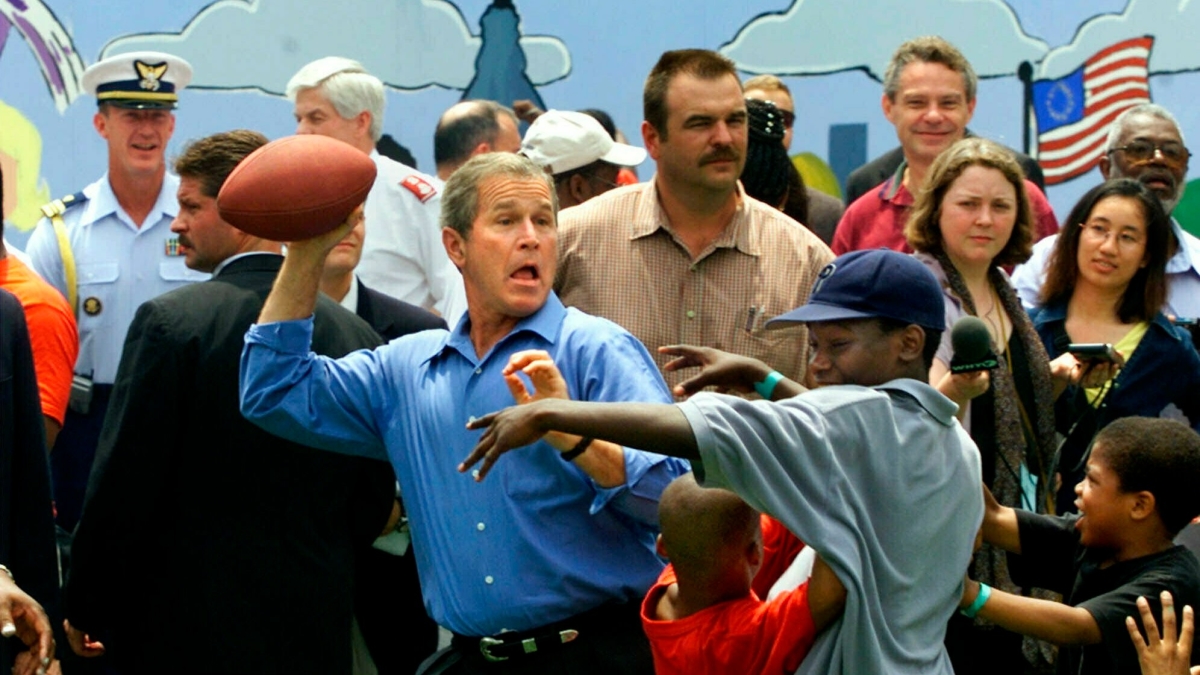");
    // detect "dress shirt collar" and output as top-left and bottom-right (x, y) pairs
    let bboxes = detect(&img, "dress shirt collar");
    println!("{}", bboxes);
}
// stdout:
(631, 178), (759, 257)
(338, 275), (360, 313)
(1167, 217), (1200, 276)
(875, 377), (959, 427)
(211, 249), (278, 276)
(432, 291), (567, 366)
